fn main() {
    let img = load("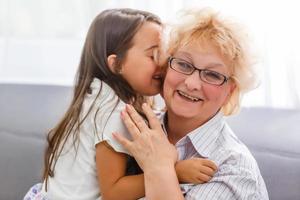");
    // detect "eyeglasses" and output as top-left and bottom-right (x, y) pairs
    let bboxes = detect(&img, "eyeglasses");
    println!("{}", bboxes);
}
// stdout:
(168, 57), (230, 86)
